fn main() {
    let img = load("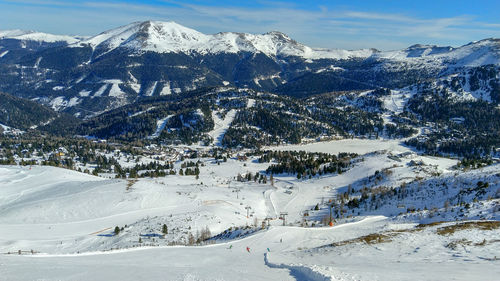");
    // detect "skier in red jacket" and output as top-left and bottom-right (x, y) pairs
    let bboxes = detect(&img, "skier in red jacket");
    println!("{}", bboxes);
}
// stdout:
(246, 246), (250, 253)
